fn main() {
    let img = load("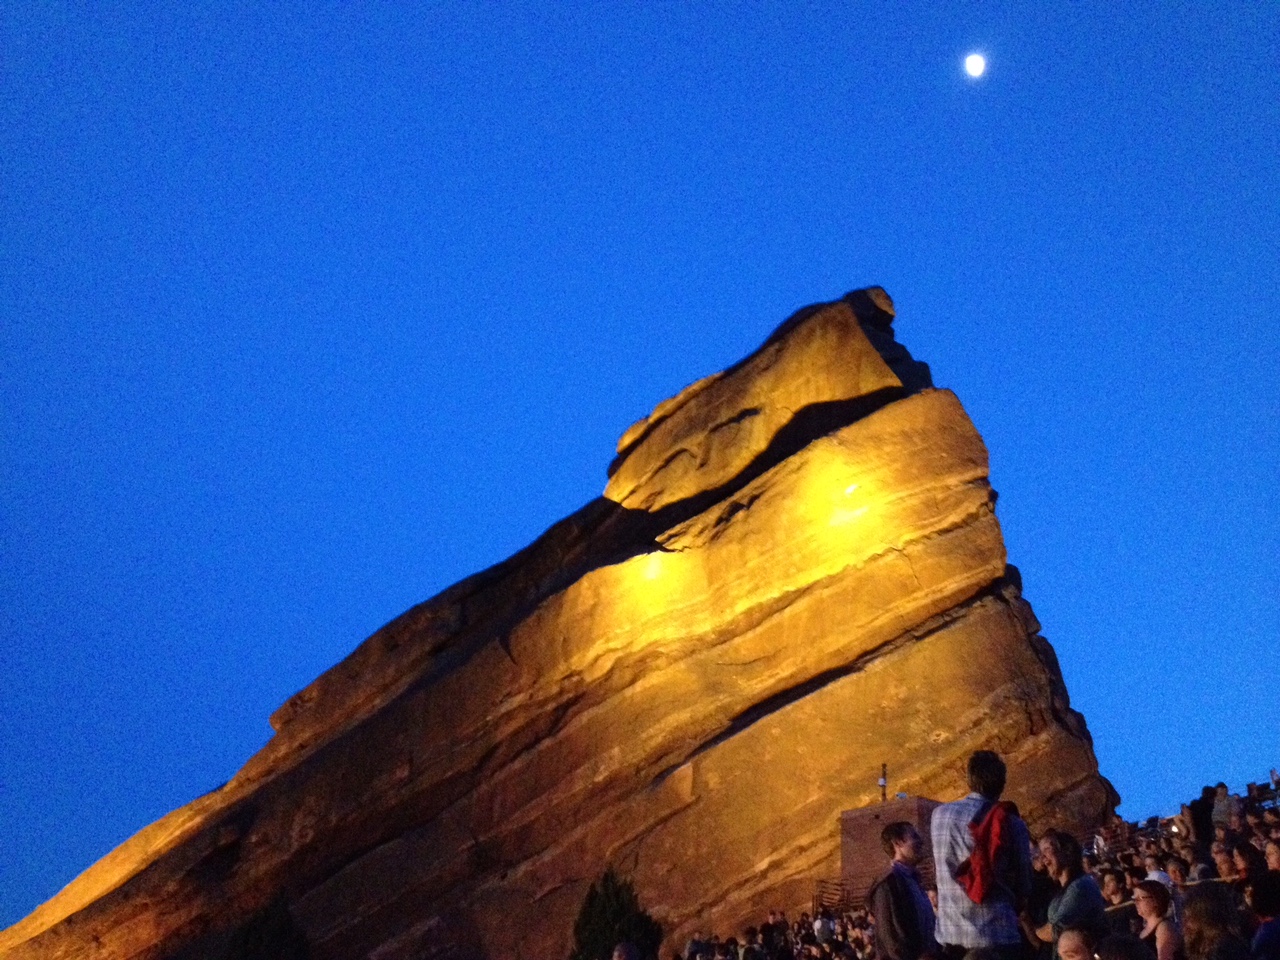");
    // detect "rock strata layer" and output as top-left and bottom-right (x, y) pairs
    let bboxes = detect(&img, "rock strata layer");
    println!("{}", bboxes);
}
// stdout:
(1, 288), (1116, 960)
